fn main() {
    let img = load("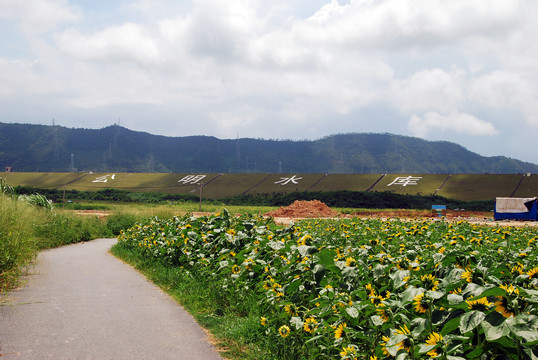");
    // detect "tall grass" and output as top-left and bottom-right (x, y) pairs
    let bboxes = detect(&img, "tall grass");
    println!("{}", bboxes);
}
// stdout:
(0, 193), (130, 291)
(0, 195), (39, 291)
